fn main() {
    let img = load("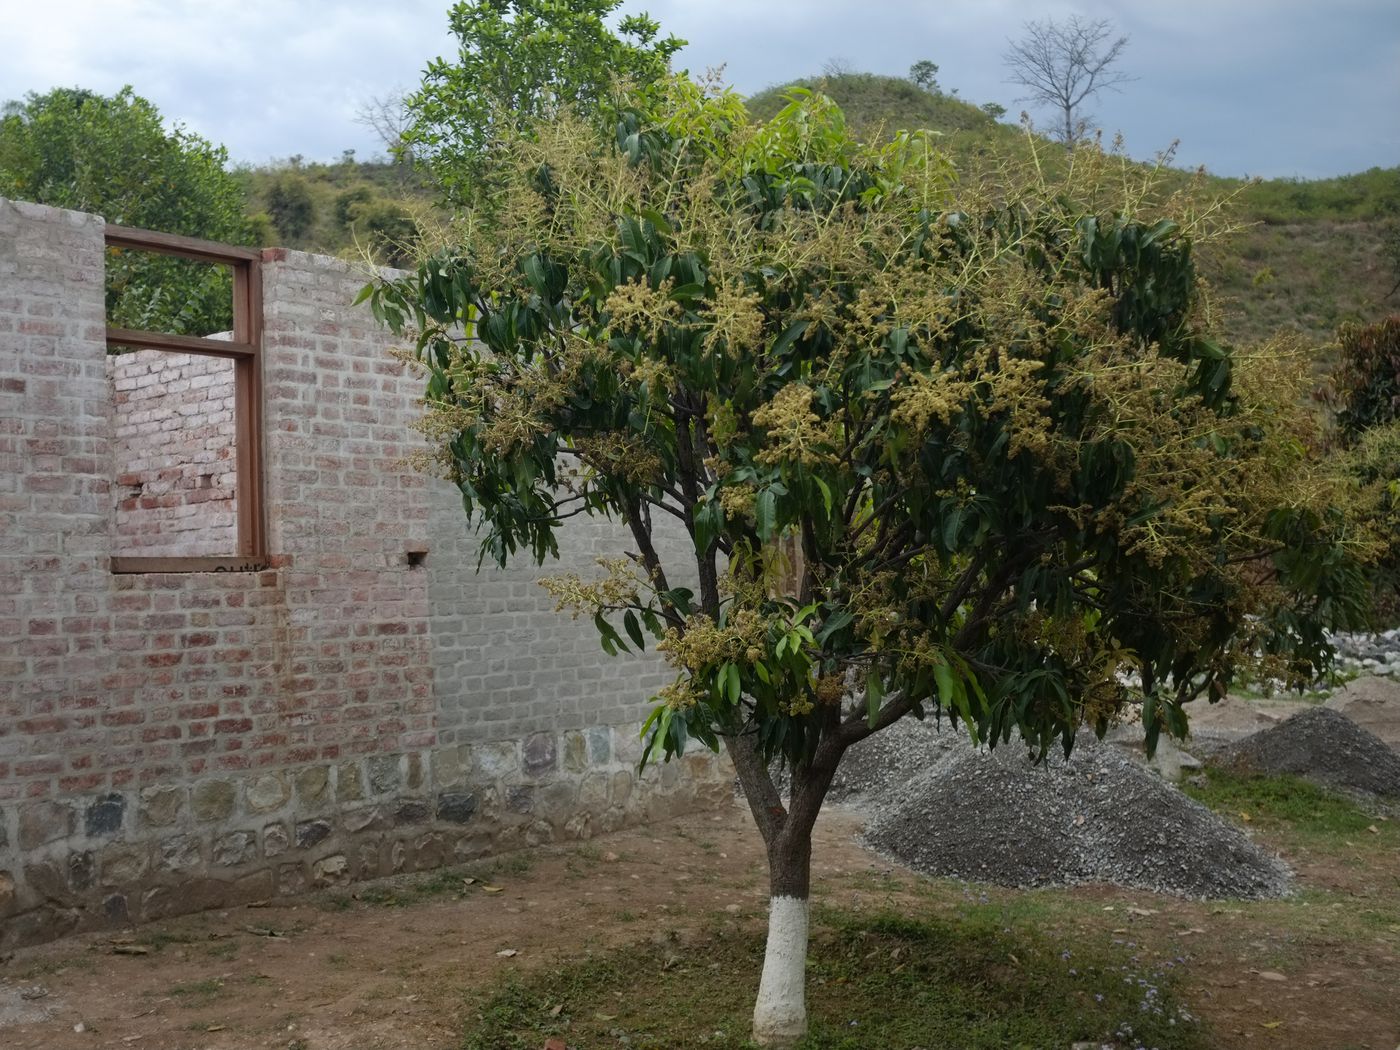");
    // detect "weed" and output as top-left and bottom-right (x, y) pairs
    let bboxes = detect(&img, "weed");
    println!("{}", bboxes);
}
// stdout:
(169, 978), (225, 1007)
(1183, 769), (1395, 842)
(460, 908), (1206, 1049)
